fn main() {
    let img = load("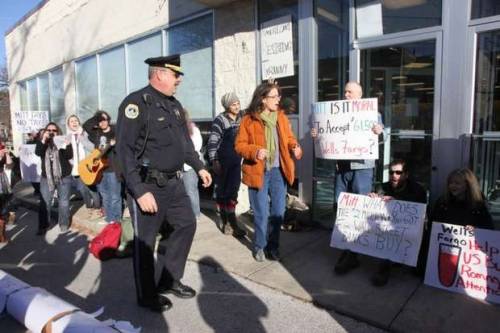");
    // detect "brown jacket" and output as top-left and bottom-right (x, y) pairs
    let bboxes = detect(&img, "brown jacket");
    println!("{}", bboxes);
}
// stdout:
(235, 110), (301, 189)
